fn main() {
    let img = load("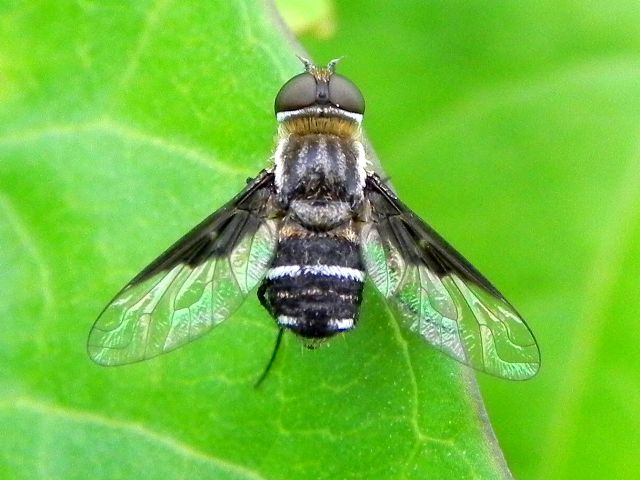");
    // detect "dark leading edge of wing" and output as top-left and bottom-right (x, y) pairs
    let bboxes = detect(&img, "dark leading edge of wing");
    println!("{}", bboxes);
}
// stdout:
(361, 173), (540, 380)
(131, 170), (276, 284)
(88, 171), (278, 366)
